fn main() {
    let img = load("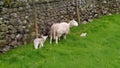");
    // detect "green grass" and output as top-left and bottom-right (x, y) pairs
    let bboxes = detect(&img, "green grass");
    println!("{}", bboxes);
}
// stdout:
(0, 14), (120, 68)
